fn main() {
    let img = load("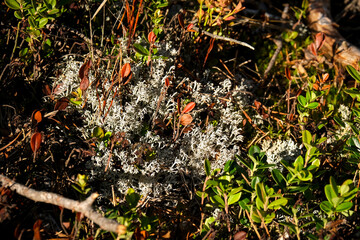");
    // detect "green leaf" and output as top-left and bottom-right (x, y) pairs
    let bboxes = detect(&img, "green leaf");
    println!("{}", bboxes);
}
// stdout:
(335, 202), (353, 212)
(28, 16), (37, 29)
(294, 155), (304, 171)
(255, 182), (266, 204)
(271, 169), (287, 189)
(333, 116), (345, 128)
(330, 176), (339, 196)
(302, 130), (312, 145)
(195, 190), (208, 199)
(238, 198), (250, 211)
(126, 188), (140, 209)
(217, 175), (231, 182)
(331, 196), (344, 208)
(344, 87), (360, 99)
(320, 201), (333, 214)
(47, 8), (59, 15)
(325, 185), (337, 203)
(133, 43), (149, 56)
(210, 194), (225, 208)
(92, 126), (104, 139)
(228, 192), (242, 205)
(307, 102), (319, 109)
(38, 18), (48, 28)
(346, 65), (360, 83)
(5, 0), (20, 10)
(236, 155), (252, 170)
(204, 159), (211, 176)
(298, 95), (307, 107)
(14, 10), (22, 19)
(279, 222), (297, 234)
(268, 198), (288, 210)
